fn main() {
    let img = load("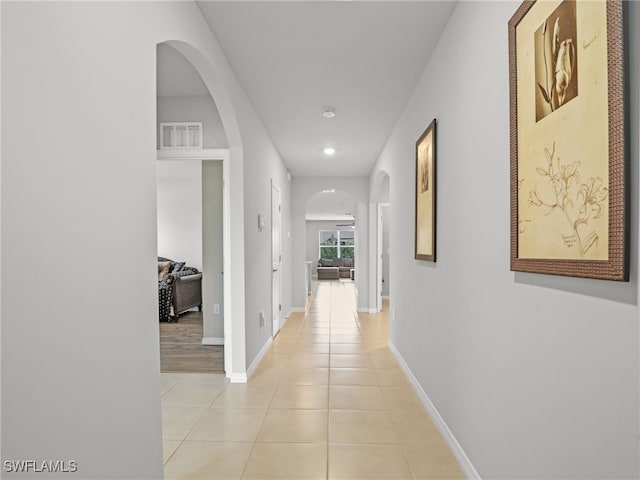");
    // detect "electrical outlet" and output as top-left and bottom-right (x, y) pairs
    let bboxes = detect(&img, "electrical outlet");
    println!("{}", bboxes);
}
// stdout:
(214, 304), (220, 314)
(259, 311), (265, 327)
